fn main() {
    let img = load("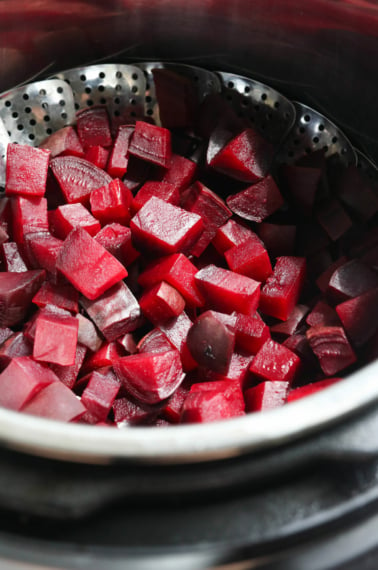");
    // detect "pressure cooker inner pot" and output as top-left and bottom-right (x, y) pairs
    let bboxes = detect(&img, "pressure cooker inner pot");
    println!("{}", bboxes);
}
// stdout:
(0, 0), (378, 464)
